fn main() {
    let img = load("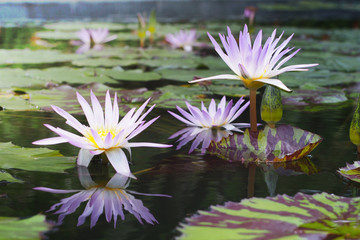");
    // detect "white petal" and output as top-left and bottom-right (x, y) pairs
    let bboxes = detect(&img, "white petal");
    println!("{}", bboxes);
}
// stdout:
(254, 79), (292, 92)
(189, 74), (240, 83)
(77, 149), (94, 167)
(33, 137), (68, 145)
(105, 148), (132, 178)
